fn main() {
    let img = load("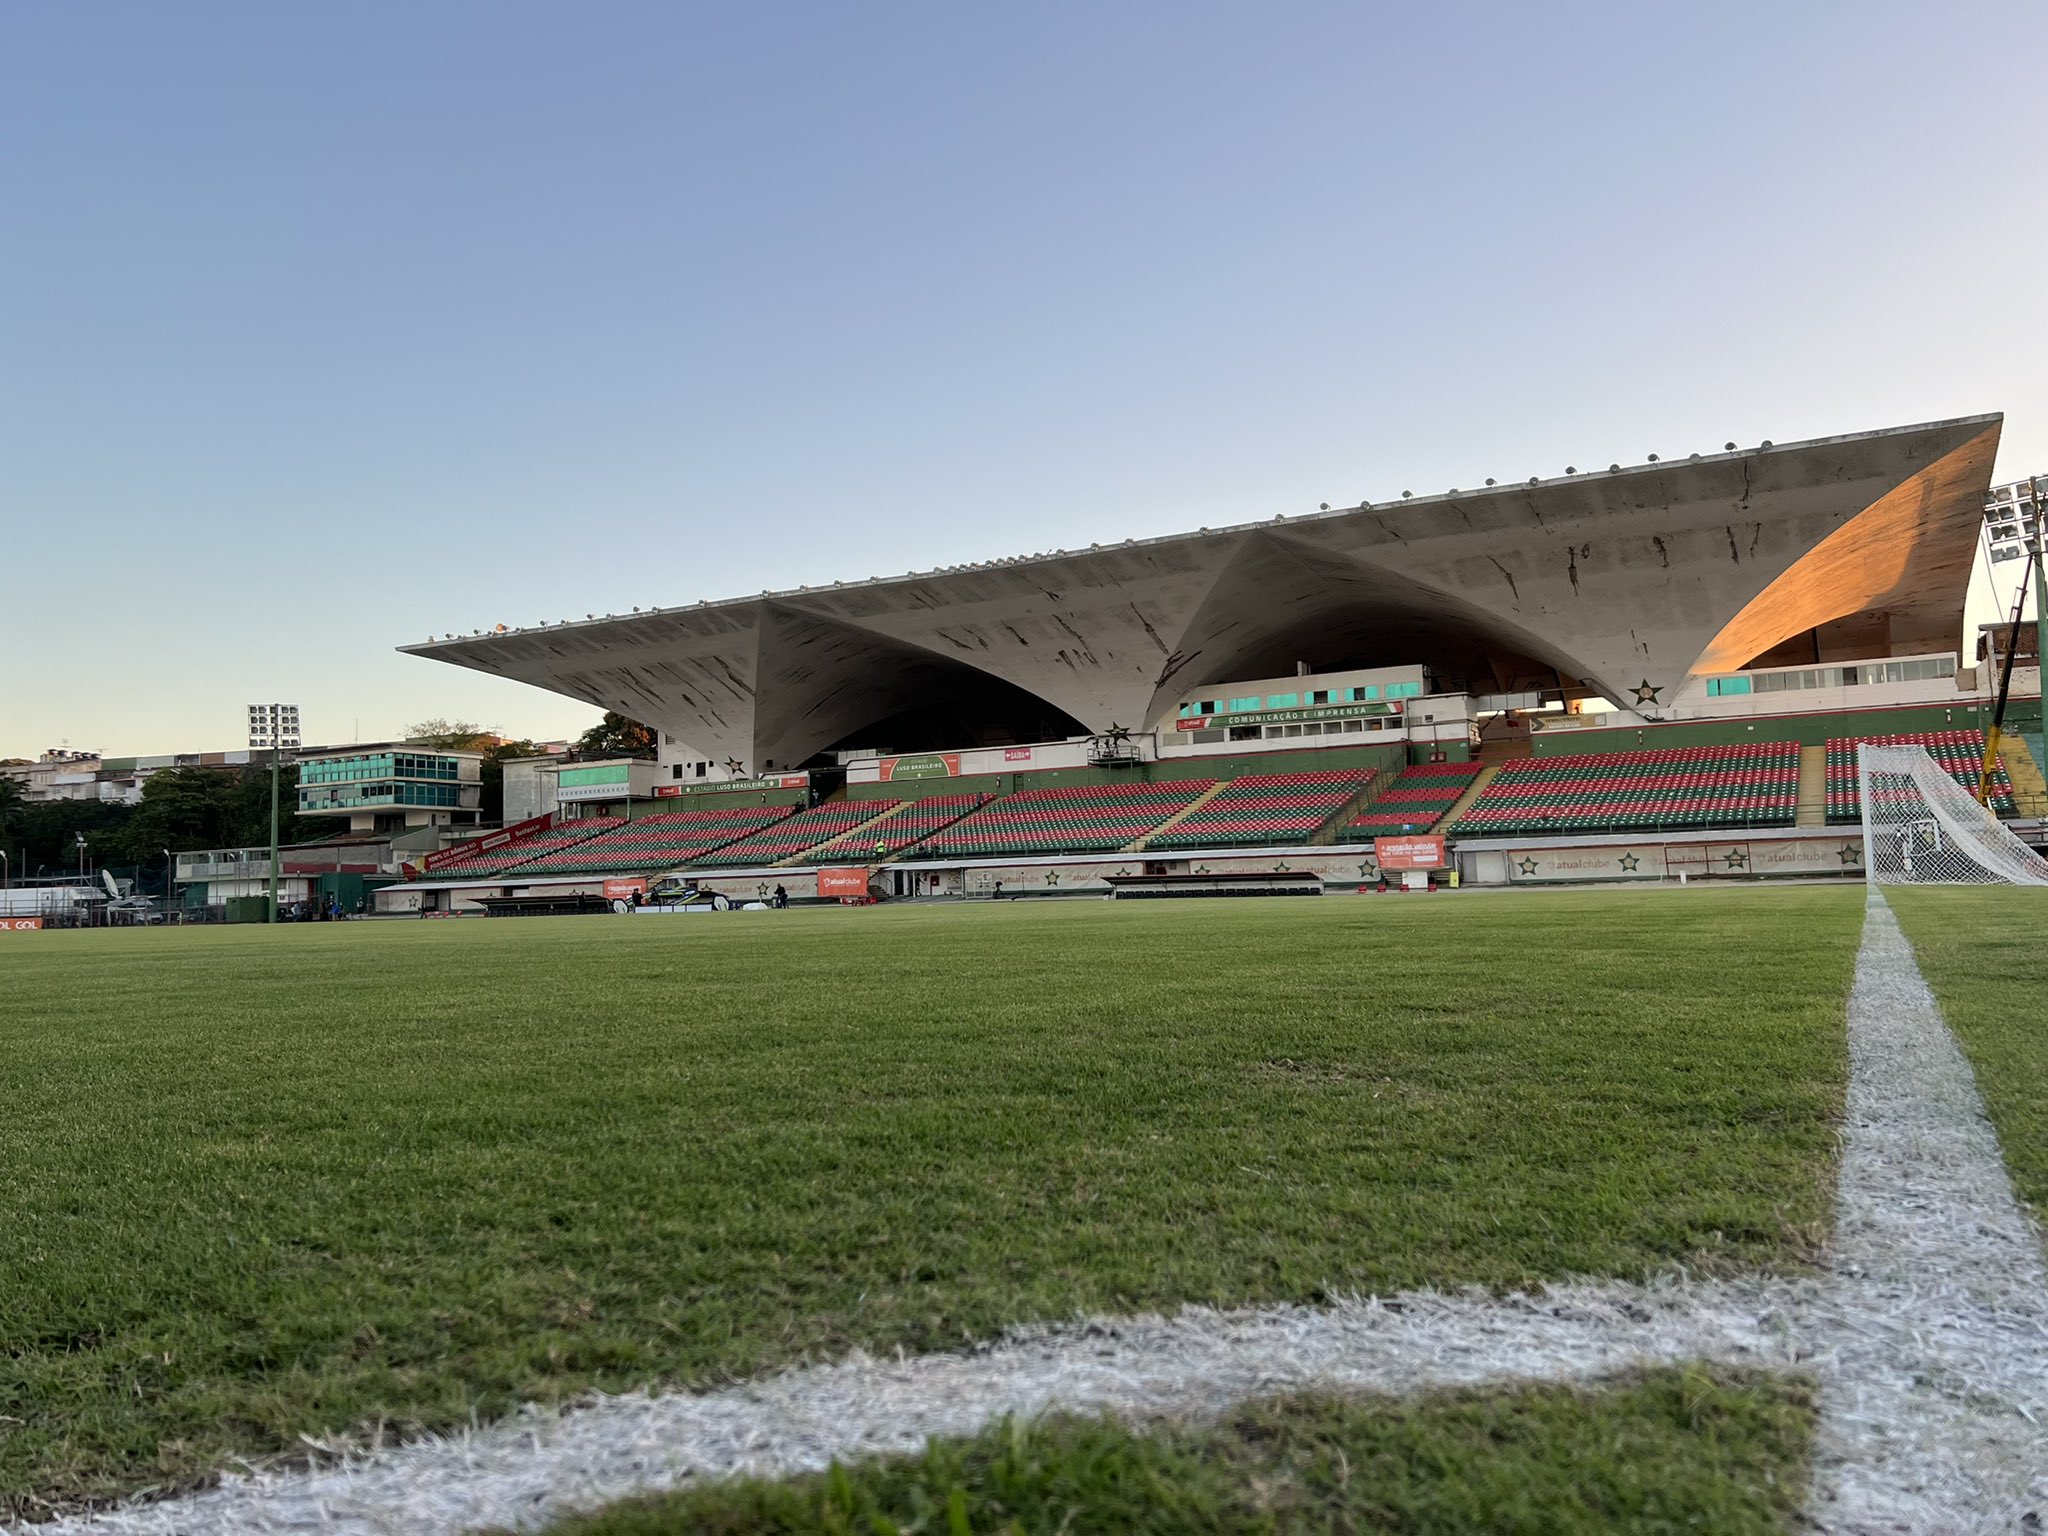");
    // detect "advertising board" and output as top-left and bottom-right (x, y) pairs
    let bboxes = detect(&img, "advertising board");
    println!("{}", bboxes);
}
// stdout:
(878, 753), (961, 782)
(0, 917), (43, 932)
(817, 867), (873, 898)
(1374, 834), (1447, 870)
(659, 774), (809, 796)
(602, 877), (648, 901)
(418, 812), (555, 873)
